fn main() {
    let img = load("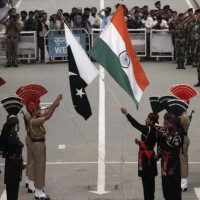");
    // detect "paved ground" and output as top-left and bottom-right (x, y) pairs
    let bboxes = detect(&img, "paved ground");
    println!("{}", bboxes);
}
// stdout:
(0, 58), (200, 200)
(0, 0), (200, 200)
